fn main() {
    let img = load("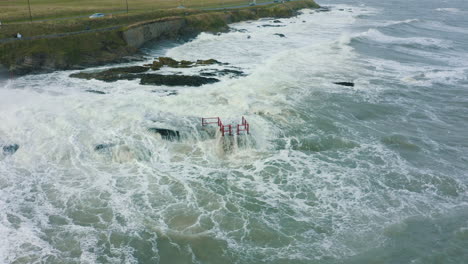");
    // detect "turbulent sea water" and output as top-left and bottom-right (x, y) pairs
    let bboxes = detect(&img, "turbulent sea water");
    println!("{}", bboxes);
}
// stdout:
(1, 0), (468, 263)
